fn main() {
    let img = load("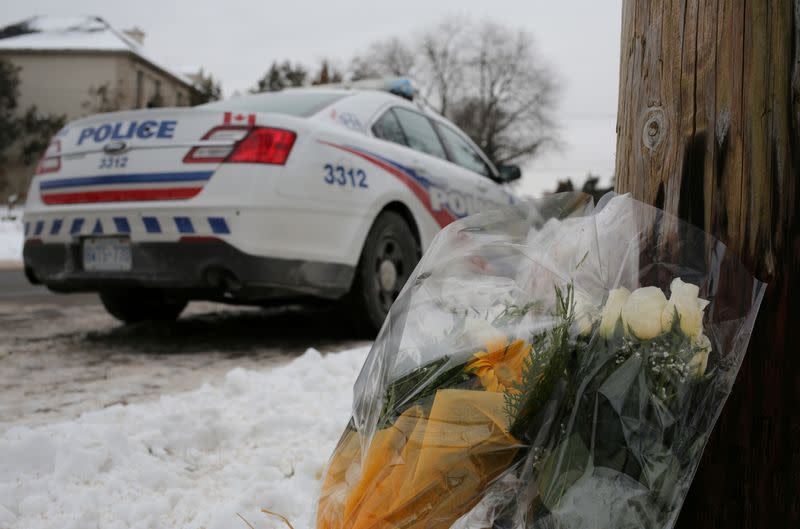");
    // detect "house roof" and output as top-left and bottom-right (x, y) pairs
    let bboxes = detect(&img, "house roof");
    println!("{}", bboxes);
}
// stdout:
(0, 15), (195, 89)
